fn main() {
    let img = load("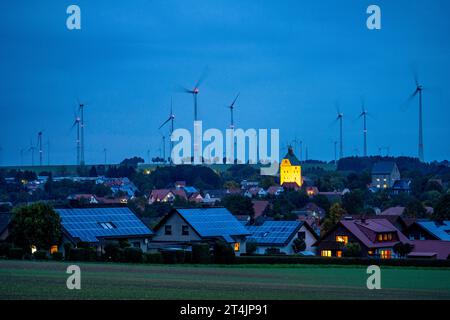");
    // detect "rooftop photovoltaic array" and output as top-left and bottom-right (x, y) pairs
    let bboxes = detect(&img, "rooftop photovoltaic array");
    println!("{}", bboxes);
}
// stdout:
(177, 208), (250, 243)
(56, 207), (153, 242)
(247, 221), (302, 246)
